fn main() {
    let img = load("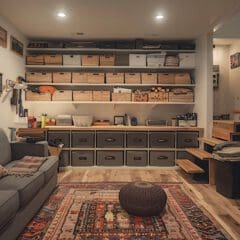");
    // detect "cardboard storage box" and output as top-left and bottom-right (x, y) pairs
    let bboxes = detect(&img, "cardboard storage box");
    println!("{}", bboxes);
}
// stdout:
(125, 73), (141, 84)
(129, 54), (146, 66)
(26, 55), (44, 65)
(174, 73), (192, 84)
(112, 92), (132, 102)
(53, 72), (72, 83)
(44, 55), (63, 65)
(63, 55), (81, 65)
(73, 91), (93, 101)
(72, 72), (88, 83)
(158, 73), (175, 84)
(82, 55), (99, 66)
(26, 72), (52, 83)
(141, 73), (157, 84)
(106, 73), (124, 84)
(93, 91), (110, 101)
(147, 53), (166, 67)
(25, 91), (51, 101)
(179, 53), (195, 68)
(100, 55), (115, 66)
(87, 73), (105, 84)
(52, 90), (72, 101)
